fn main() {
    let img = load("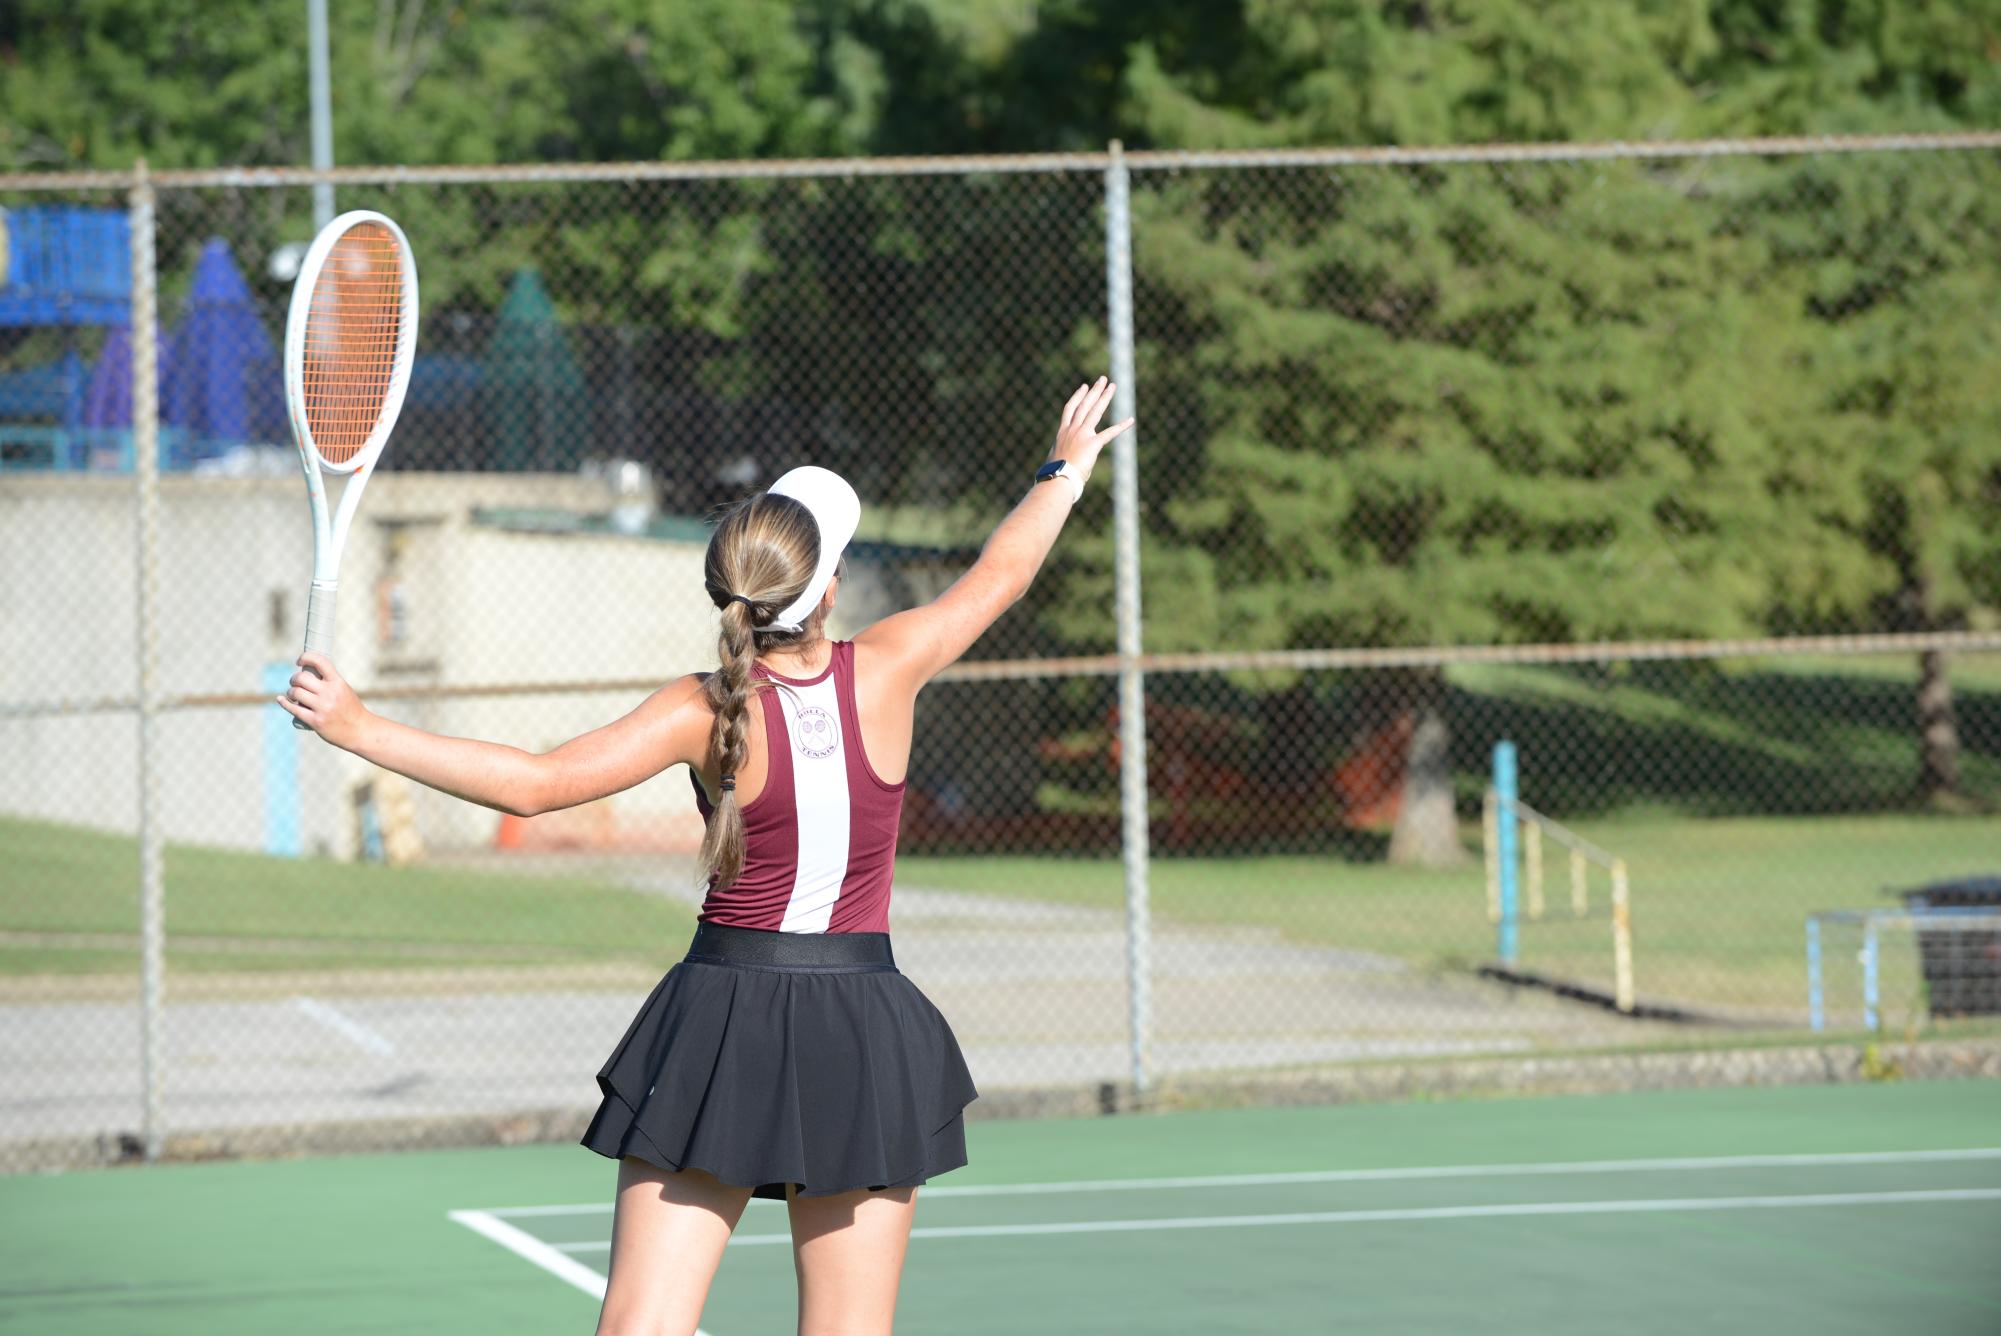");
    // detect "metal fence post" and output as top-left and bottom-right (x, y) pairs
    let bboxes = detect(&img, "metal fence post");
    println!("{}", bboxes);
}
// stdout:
(130, 159), (167, 1163)
(1106, 141), (1151, 1100)
(308, 0), (336, 228)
